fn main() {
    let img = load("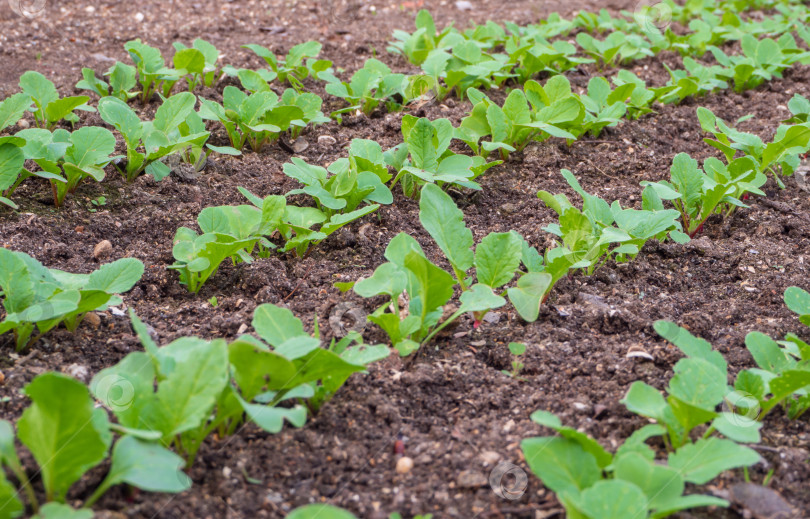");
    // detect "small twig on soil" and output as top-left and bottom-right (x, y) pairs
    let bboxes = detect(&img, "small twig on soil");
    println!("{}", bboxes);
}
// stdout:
(282, 263), (315, 302)
(585, 158), (621, 180)
(479, 503), (560, 518)
(572, 139), (615, 145)
(757, 198), (810, 224)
